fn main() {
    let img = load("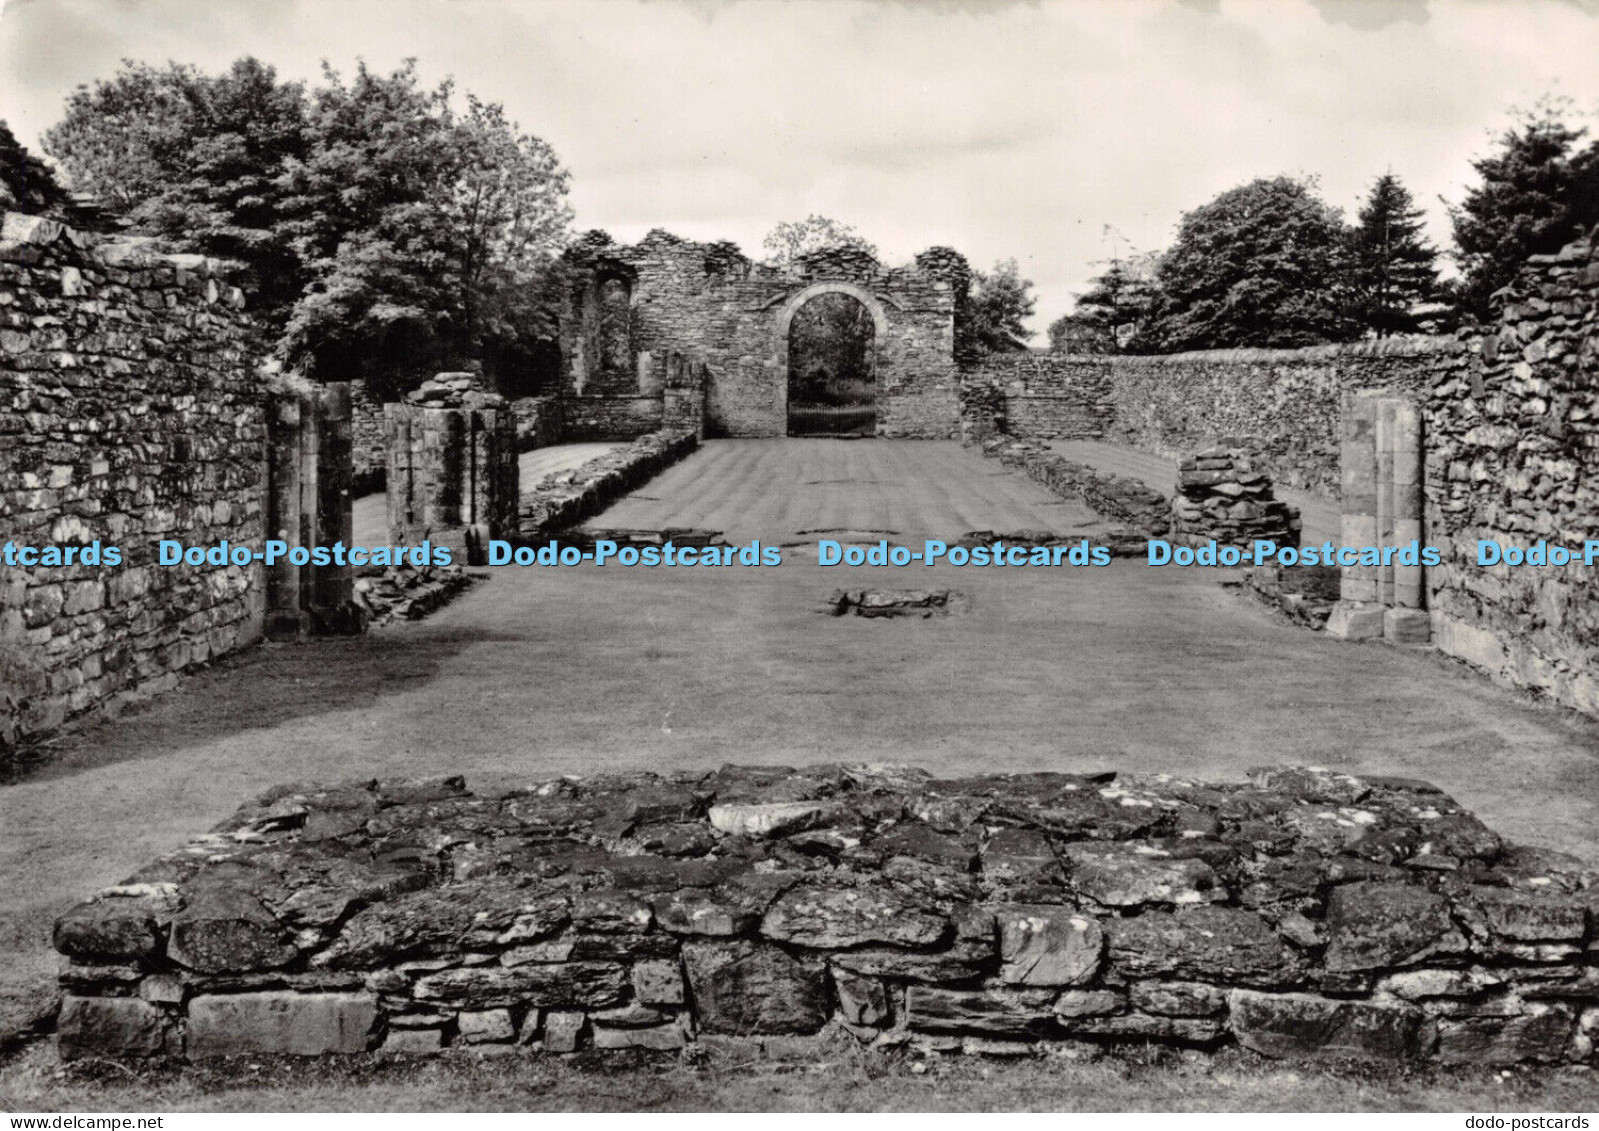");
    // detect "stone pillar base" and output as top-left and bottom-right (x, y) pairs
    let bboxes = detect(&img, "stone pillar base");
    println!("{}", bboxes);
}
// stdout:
(1384, 607), (1432, 646)
(1325, 602), (1386, 640)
